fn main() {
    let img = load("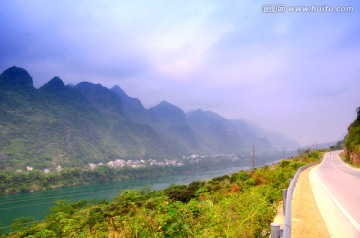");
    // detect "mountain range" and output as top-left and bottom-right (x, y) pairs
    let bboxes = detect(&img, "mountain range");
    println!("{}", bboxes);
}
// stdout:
(0, 66), (299, 170)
